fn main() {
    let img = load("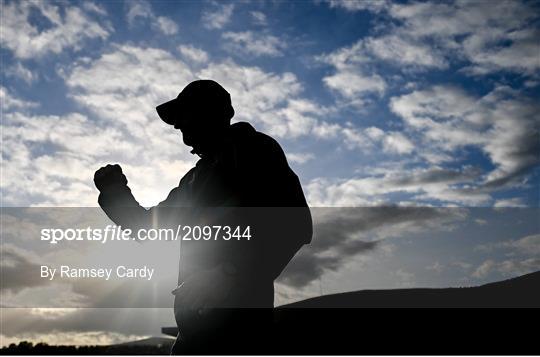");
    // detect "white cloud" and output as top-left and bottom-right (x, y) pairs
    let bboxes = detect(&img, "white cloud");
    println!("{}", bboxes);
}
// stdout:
(317, 40), (367, 71)
(0, 1), (111, 59)
(315, 20), (445, 105)
(178, 45), (209, 64)
(1, 111), (139, 206)
(323, 0), (390, 13)
(494, 198), (526, 208)
(339, 125), (371, 150)
(382, 132), (414, 155)
(65, 45), (194, 122)
(201, 3), (234, 30)
(388, 0), (540, 75)
(474, 218), (487, 226)
(0, 87), (38, 111)
(506, 234), (540, 255)
(476, 234), (540, 256)
(156, 16), (179, 35)
(83, 2), (108, 16)
(319, 0), (539, 85)
(126, 0), (152, 25)
(126, 0), (178, 35)
(524, 80), (540, 88)
(390, 85), (540, 189)
(362, 126), (417, 156)
(472, 233), (540, 280)
(452, 261), (473, 270)
(311, 122), (411, 155)
(316, 39), (387, 107)
(472, 259), (495, 278)
(496, 258), (540, 276)
(365, 127), (384, 140)
(323, 70), (386, 99)
(394, 269), (415, 287)
(287, 152), (315, 165)
(5, 62), (38, 84)
(364, 34), (448, 69)
(222, 31), (286, 57)
(426, 261), (444, 274)
(312, 121), (341, 138)
(2, 45), (199, 206)
(472, 258), (540, 280)
(306, 166), (487, 206)
(250, 11), (267, 26)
